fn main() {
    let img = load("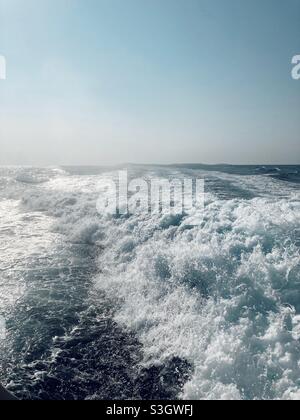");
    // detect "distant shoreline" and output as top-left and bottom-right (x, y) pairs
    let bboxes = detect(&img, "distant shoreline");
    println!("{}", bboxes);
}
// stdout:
(0, 163), (299, 169)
